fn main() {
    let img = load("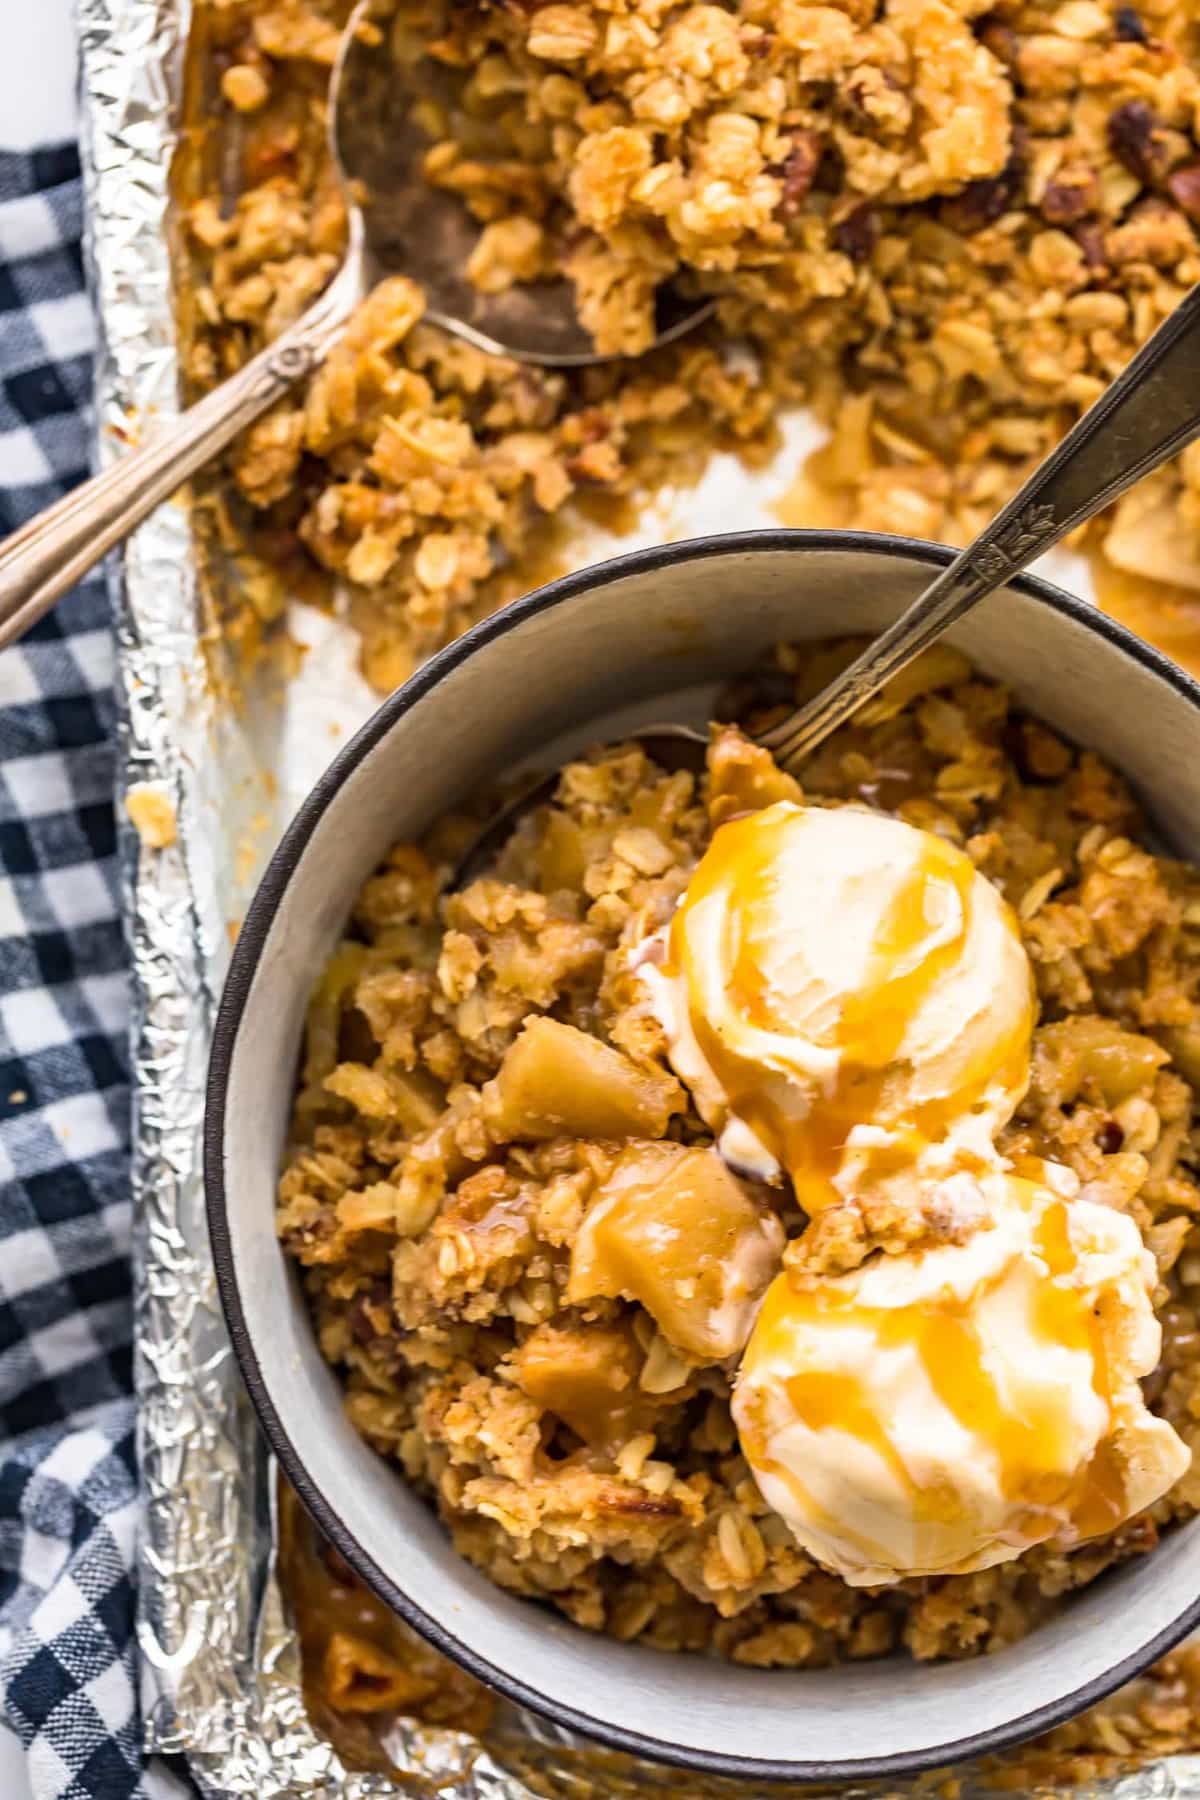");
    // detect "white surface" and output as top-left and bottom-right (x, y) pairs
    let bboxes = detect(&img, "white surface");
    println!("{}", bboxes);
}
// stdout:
(0, 1725), (32, 1800)
(3, 0), (77, 150)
